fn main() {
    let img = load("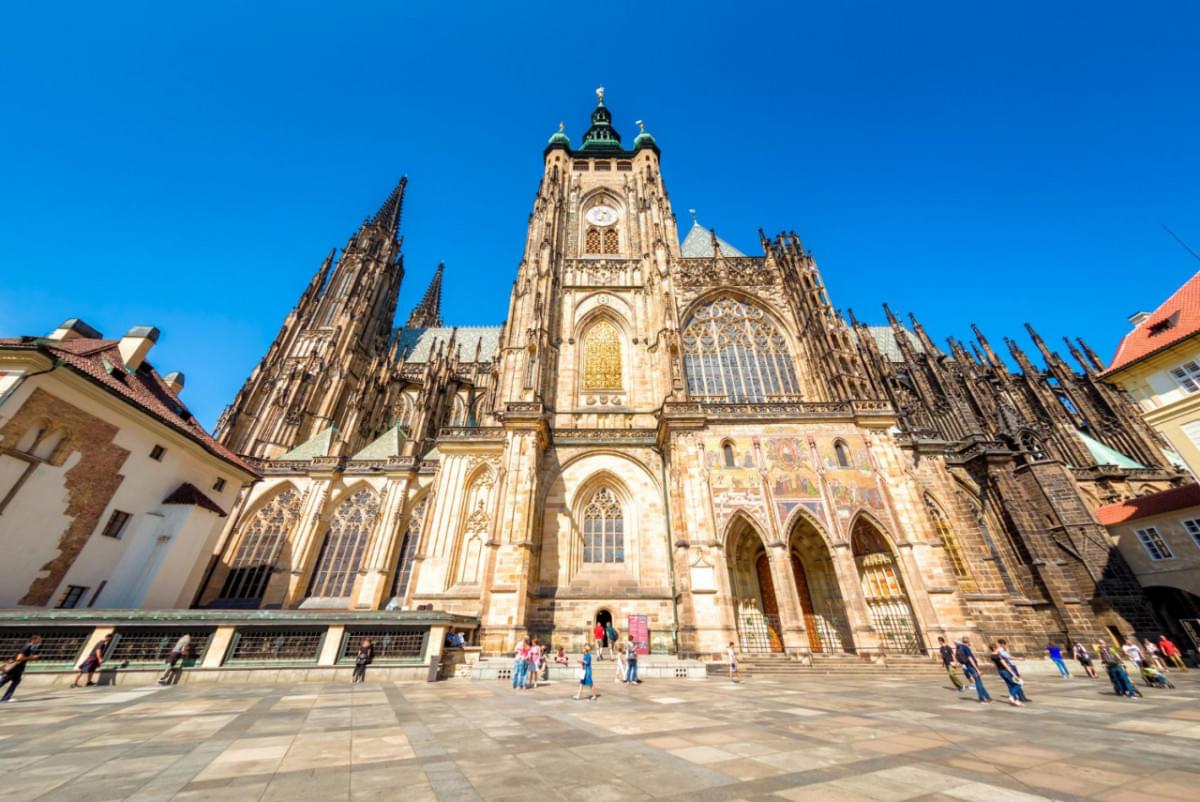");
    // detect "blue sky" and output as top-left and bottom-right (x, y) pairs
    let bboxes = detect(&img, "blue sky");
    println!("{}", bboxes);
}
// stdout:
(2, 2), (1198, 429)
